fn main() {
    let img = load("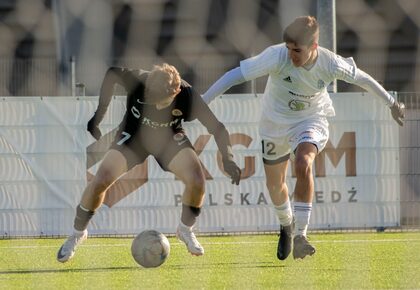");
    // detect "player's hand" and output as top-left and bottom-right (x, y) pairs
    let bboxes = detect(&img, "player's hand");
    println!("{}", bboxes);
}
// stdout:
(222, 157), (241, 185)
(390, 101), (405, 126)
(87, 116), (102, 140)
